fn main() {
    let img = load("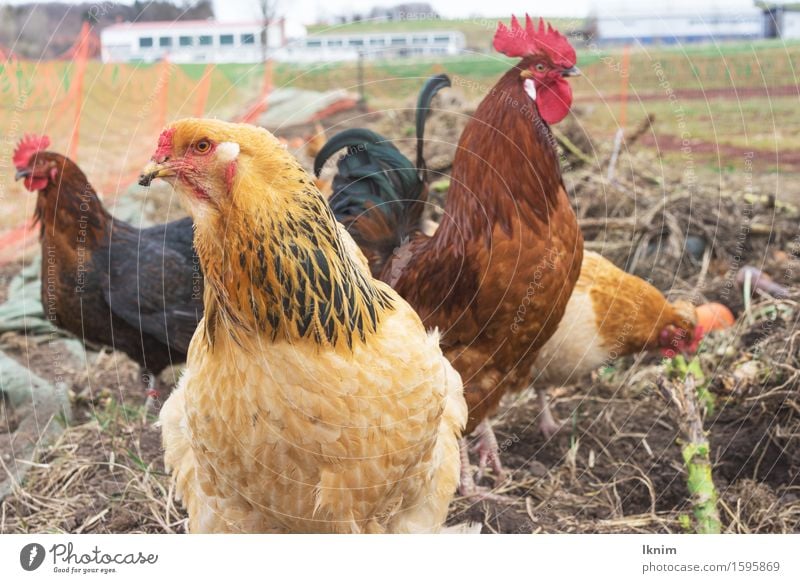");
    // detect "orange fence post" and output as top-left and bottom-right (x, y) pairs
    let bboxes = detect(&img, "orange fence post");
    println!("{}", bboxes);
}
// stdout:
(193, 64), (214, 117)
(155, 58), (171, 130)
(607, 45), (631, 182)
(262, 59), (273, 106)
(618, 44), (631, 131)
(68, 23), (90, 160)
(239, 59), (273, 124)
